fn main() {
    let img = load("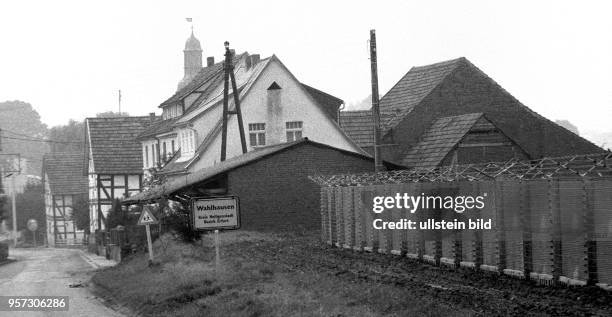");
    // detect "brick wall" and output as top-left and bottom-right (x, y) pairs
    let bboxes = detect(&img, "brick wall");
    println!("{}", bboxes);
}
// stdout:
(227, 144), (378, 232)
